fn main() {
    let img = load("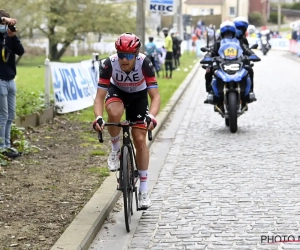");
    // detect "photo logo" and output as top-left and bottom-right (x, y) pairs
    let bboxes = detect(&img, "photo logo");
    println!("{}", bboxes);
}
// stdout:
(261, 235), (300, 244)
